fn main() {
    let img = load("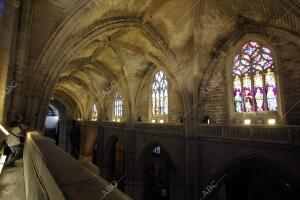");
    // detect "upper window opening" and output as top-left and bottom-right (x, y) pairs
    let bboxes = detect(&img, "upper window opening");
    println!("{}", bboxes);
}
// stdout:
(115, 92), (123, 117)
(152, 71), (168, 116)
(233, 41), (278, 113)
(91, 103), (98, 121)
